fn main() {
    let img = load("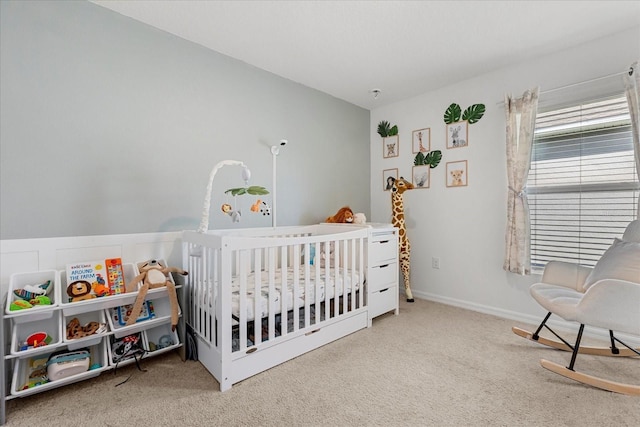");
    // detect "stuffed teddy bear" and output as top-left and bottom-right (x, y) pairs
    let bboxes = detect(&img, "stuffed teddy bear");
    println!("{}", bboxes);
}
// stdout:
(325, 206), (354, 223)
(125, 260), (188, 331)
